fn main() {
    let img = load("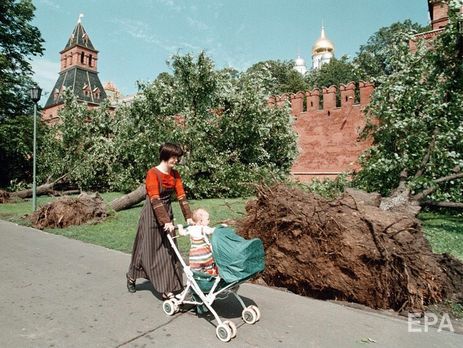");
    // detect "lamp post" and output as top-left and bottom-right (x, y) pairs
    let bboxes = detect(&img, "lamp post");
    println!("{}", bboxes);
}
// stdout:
(30, 86), (42, 211)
